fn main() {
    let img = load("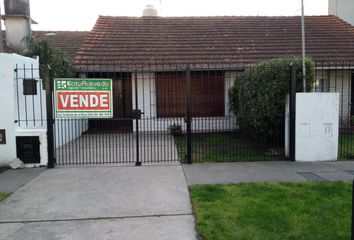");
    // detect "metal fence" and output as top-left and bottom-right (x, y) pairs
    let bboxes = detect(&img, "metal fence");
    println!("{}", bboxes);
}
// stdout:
(52, 63), (288, 166)
(14, 62), (354, 166)
(313, 62), (354, 160)
(14, 64), (46, 127)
